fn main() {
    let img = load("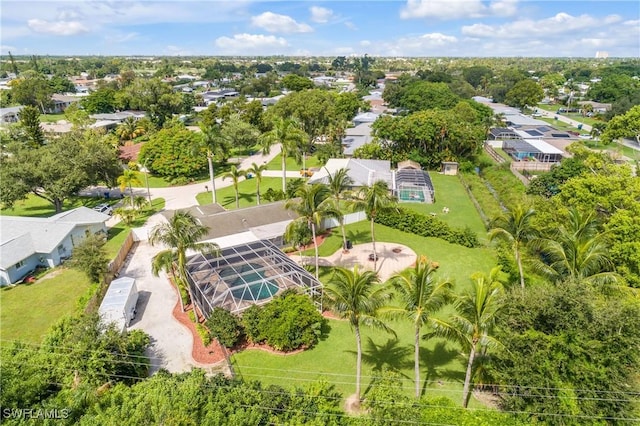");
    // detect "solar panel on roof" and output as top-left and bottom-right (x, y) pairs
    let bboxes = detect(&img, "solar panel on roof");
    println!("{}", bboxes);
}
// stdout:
(537, 126), (551, 132)
(551, 133), (570, 138)
(526, 130), (543, 136)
